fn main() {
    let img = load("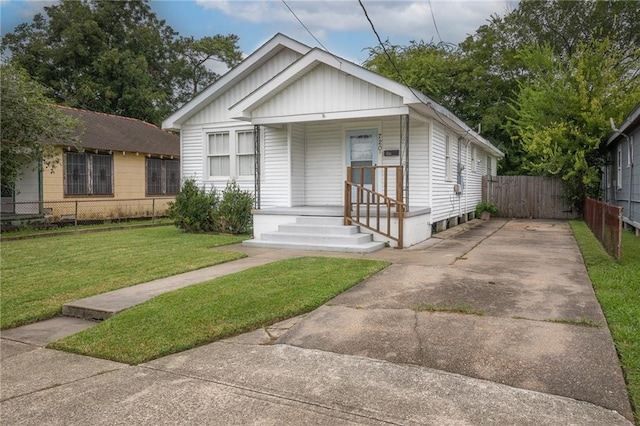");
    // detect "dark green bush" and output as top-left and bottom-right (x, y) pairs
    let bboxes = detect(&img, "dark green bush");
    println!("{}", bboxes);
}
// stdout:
(168, 179), (253, 234)
(212, 181), (254, 234)
(167, 179), (218, 232)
